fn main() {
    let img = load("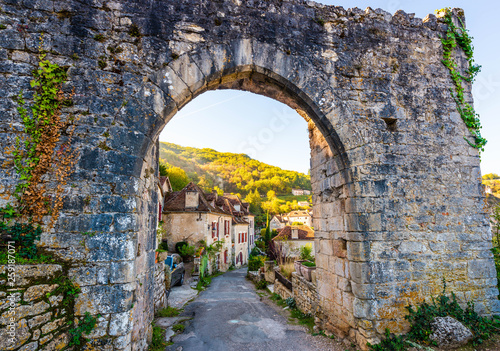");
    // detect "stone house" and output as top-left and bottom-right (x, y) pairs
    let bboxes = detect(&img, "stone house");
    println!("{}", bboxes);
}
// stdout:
(291, 188), (304, 196)
(270, 214), (287, 231)
(272, 225), (315, 258)
(162, 184), (255, 272)
(232, 217), (249, 267)
(222, 193), (255, 250)
(287, 210), (312, 227)
(161, 182), (233, 272)
(298, 201), (310, 208)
